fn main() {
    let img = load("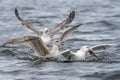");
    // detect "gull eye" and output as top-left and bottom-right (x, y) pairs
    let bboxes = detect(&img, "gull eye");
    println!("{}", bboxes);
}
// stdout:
(56, 41), (59, 42)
